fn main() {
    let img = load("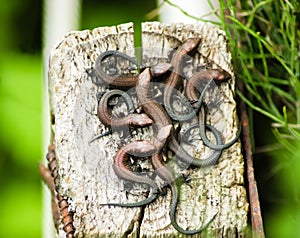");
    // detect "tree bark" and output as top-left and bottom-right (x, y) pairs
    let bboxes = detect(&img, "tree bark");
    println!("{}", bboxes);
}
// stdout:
(48, 22), (249, 237)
